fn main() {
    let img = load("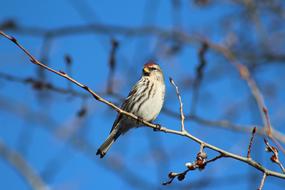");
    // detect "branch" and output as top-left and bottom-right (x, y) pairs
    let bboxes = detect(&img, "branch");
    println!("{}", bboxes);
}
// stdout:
(191, 42), (208, 114)
(1, 30), (285, 181)
(163, 152), (223, 185)
(3, 70), (285, 147)
(247, 127), (257, 159)
(0, 140), (48, 190)
(106, 39), (119, 93)
(209, 42), (285, 153)
(258, 173), (267, 190)
(0, 71), (87, 98)
(163, 108), (285, 144)
(169, 77), (185, 132)
(4, 23), (285, 145)
(1, 70), (285, 145)
(264, 139), (285, 173)
(0, 96), (159, 189)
